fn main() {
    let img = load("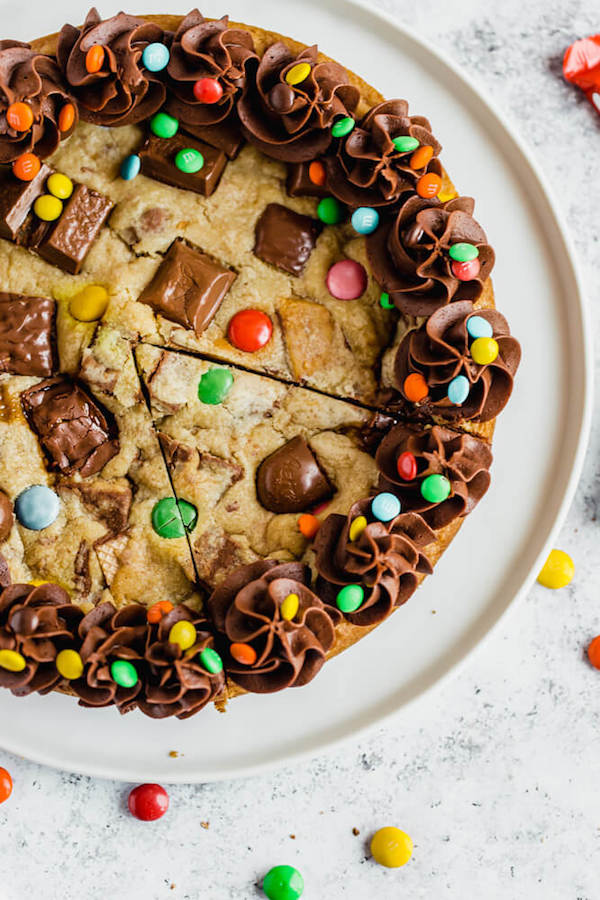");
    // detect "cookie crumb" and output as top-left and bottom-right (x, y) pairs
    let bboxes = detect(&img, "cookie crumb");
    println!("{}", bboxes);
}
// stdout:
(352, 827), (360, 836)
(289, 834), (296, 840)
(168, 750), (180, 758)
(201, 821), (210, 830)
(431, 609), (437, 614)
(170, 885), (175, 891)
